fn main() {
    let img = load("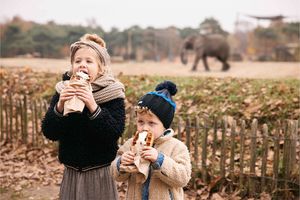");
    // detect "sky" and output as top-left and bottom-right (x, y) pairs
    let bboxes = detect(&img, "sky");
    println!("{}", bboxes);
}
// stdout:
(1, 0), (299, 33)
